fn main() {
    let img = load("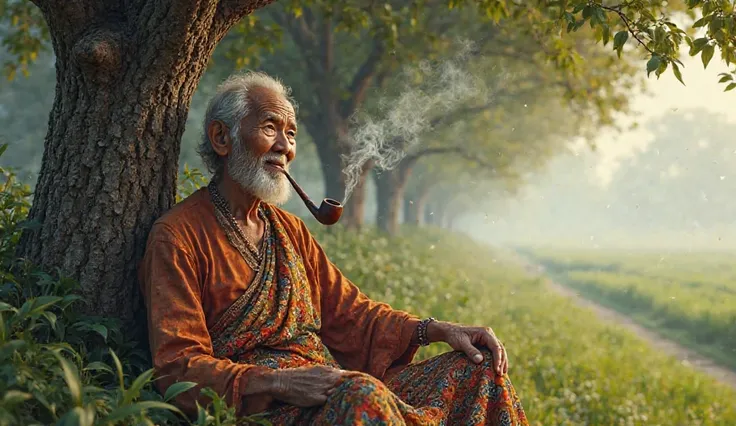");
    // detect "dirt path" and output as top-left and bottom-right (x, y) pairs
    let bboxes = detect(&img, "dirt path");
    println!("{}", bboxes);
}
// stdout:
(519, 260), (736, 391)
